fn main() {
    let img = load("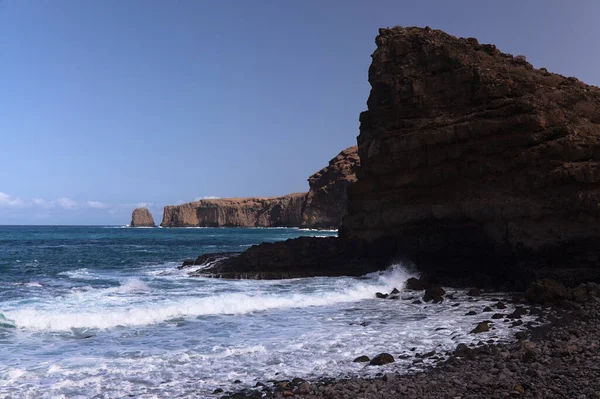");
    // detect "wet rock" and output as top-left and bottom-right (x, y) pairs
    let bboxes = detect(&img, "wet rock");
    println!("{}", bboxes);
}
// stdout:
(467, 288), (482, 297)
(412, 300), (423, 304)
(375, 292), (388, 299)
(454, 343), (472, 357)
(181, 259), (195, 267)
(525, 279), (568, 304)
(471, 321), (491, 334)
(423, 286), (446, 303)
(405, 277), (427, 290)
(465, 311), (477, 316)
(369, 353), (395, 366)
(483, 306), (493, 312)
(390, 287), (400, 295)
(494, 301), (507, 309)
(353, 355), (370, 363)
(492, 313), (505, 319)
(507, 307), (528, 319)
(213, 388), (224, 394)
